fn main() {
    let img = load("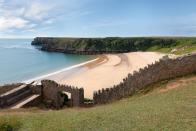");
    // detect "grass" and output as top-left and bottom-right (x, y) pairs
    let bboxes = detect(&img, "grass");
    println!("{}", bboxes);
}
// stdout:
(147, 39), (196, 55)
(0, 75), (196, 131)
(0, 118), (21, 131)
